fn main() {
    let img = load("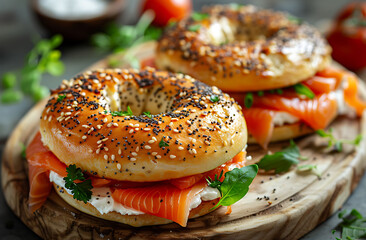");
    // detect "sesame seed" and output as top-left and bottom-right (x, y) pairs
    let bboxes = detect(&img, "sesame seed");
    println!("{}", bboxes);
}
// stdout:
(102, 138), (108, 142)
(97, 125), (102, 129)
(156, 155), (161, 159)
(111, 155), (115, 160)
(152, 152), (158, 156)
(170, 155), (176, 159)
(117, 163), (121, 170)
(178, 146), (184, 150)
(43, 116), (47, 120)
(113, 123), (118, 127)
(96, 149), (100, 154)
(205, 140), (210, 145)
(145, 145), (151, 150)
(97, 140), (102, 144)
(191, 149), (197, 154)
(132, 152), (138, 157)
(152, 137), (157, 141)
(129, 129), (134, 134)
(88, 149), (93, 153)
(104, 147), (109, 151)
(231, 139), (235, 145)
(65, 116), (71, 121)
(82, 125), (90, 128)
(136, 146), (139, 152)
(103, 118), (108, 123)
(130, 158), (136, 161)
(107, 123), (112, 127)
(173, 129), (179, 133)
(148, 139), (155, 144)
(104, 155), (108, 160)
(192, 139), (196, 143)
(118, 149), (122, 155)
(144, 128), (151, 131)
(134, 128), (139, 131)
(82, 136), (87, 140)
